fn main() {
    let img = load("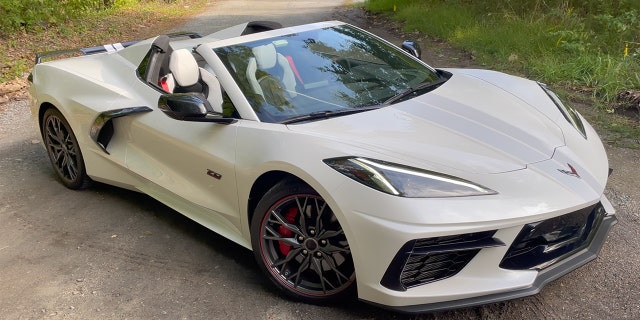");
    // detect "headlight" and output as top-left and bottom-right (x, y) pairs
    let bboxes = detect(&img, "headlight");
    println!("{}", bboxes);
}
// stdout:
(539, 83), (586, 138)
(323, 157), (497, 198)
